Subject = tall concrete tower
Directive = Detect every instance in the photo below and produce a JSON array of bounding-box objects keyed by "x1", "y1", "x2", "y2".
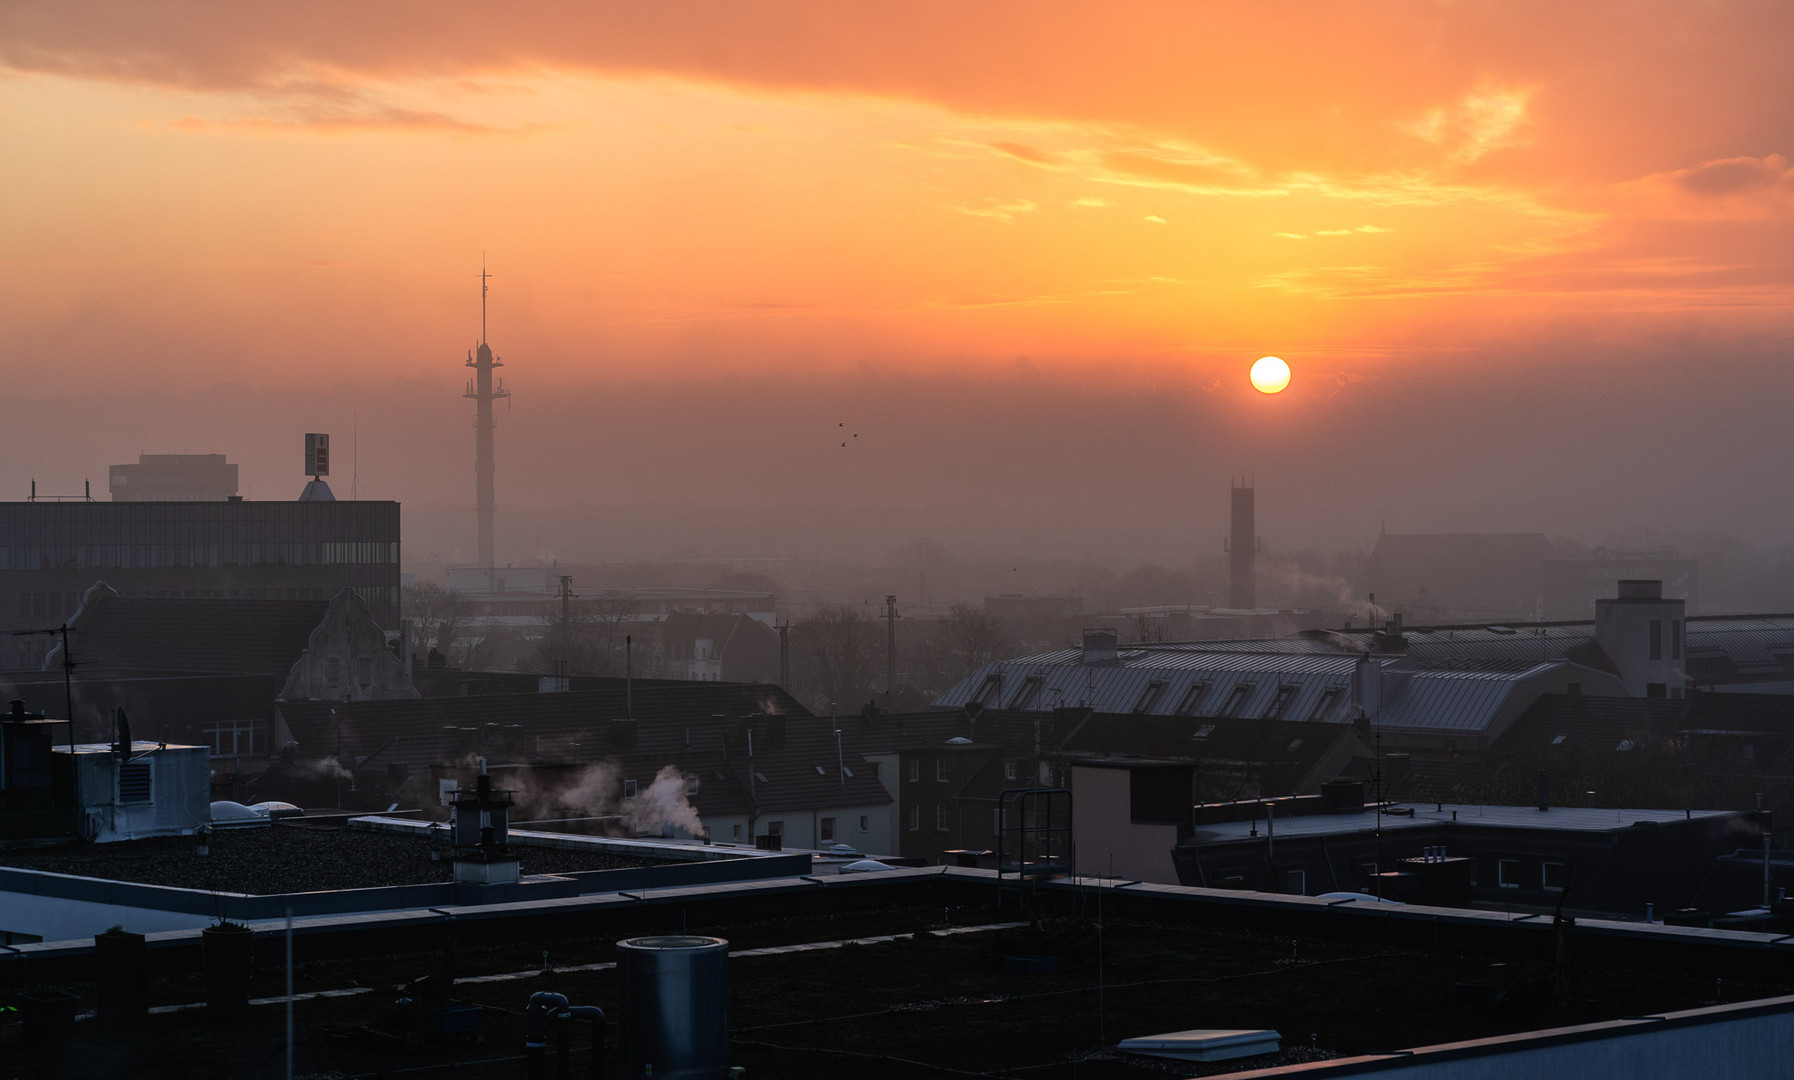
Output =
[
  {"x1": 1228, "y1": 478, "x2": 1256, "y2": 610},
  {"x1": 465, "y1": 264, "x2": 510, "y2": 569}
]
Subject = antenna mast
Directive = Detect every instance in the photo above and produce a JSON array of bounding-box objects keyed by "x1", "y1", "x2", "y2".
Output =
[{"x1": 465, "y1": 258, "x2": 510, "y2": 570}]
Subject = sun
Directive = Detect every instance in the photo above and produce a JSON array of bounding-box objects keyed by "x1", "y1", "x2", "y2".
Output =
[{"x1": 1250, "y1": 355, "x2": 1291, "y2": 394}]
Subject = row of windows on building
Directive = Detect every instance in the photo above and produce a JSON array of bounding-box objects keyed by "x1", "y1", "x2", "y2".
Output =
[
  {"x1": 905, "y1": 803, "x2": 1012, "y2": 835},
  {"x1": 906, "y1": 758, "x2": 1028, "y2": 784},
  {"x1": 974, "y1": 672, "x2": 1346, "y2": 722},
  {"x1": 14, "y1": 586, "x2": 335, "y2": 621},
  {"x1": 720, "y1": 814, "x2": 872, "y2": 843},
  {"x1": 1338, "y1": 858, "x2": 1566, "y2": 893},
  {"x1": 0, "y1": 541, "x2": 400, "y2": 571}
]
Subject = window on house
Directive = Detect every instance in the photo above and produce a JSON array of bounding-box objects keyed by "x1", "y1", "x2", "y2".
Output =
[
  {"x1": 1009, "y1": 675, "x2": 1044, "y2": 711},
  {"x1": 731, "y1": 823, "x2": 742, "y2": 839},
  {"x1": 972, "y1": 673, "x2": 1001, "y2": 705},
  {"x1": 355, "y1": 656, "x2": 373, "y2": 688},
  {"x1": 1744, "y1": 744, "x2": 1756, "y2": 761},
  {"x1": 908, "y1": 806, "x2": 920, "y2": 831},
  {"x1": 1131, "y1": 679, "x2": 1167, "y2": 714},
  {"x1": 1542, "y1": 862, "x2": 1566, "y2": 891},
  {"x1": 685, "y1": 776, "x2": 701, "y2": 794},
  {"x1": 1551, "y1": 734, "x2": 1568, "y2": 745},
  {"x1": 1220, "y1": 683, "x2": 1251, "y2": 718},
  {"x1": 324, "y1": 657, "x2": 343, "y2": 690},
  {"x1": 1497, "y1": 859, "x2": 1521, "y2": 888},
  {"x1": 767, "y1": 820, "x2": 784, "y2": 838},
  {"x1": 936, "y1": 805, "x2": 951, "y2": 831},
  {"x1": 908, "y1": 759, "x2": 920, "y2": 783},
  {"x1": 842, "y1": 765, "x2": 854, "y2": 779},
  {"x1": 859, "y1": 815, "x2": 869, "y2": 831},
  {"x1": 1649, "y1": 619, "x2": 1662, "y2": 660},
  {"x1": 1616, "y1": 739, "x2": 1635, "y2": 751},
  {"x1": 203, "y1": 720, "x2": 262, "y2": 759},
  {"x1": 117, "y1": 761, "x2": 152, "y2": 804},
  {"x1": 623, "y1": 779, "x2": 639, "y2": 798},
  {"x1": 1004, "y1": 760, "x2": 1017, "y2": 781},
  {"x1": 1192, "y1": 723, "x2": 1216, "y2": 740},
  {"x1": 1265, "y1": 684, "x2": 1297, "y2": 720},
  {"x1": 937, "y1": 760, "x2": 950, "y2": 783},
  {"x1": 1308, "y1": 687, "x2": 1343, "y2": 722},
  {"x1": 820, "y1": 817, "x2": 836, "y2": 842},
  {"x1": 1175, "y1": 682, "x2": 1210, "y2": 716}
]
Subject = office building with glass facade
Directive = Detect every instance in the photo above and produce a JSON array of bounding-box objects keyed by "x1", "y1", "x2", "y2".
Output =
[{"x1": 0, "y1": 500, "x2": 400, "y2": 669}]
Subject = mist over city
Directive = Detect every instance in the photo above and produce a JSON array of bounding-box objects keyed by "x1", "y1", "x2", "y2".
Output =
[{"x1": 6, "y1": 4, "x2": 1794, "y2": 1078}]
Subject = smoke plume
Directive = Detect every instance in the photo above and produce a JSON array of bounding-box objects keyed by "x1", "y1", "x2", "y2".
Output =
[{"x1": 509, "y1": 760, "x2": 704, "y2": 838}]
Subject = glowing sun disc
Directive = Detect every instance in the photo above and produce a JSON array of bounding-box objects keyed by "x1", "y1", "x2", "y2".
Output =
[{"x1": 1251, "y1": 355, "x2": 1291, "y2": 394}]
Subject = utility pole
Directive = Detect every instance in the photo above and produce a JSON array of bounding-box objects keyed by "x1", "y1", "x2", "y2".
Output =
[
  {"x1": 16, "y1": 624, "x2": 81, "y2": 835},
  {"x1": 777, "y1": 622, "x2": 791, "y2": 687},
  {"x1": 555, "y1": 575, "x2": 574, "y2": 683},
  {"x1": 884, "y1": 594, "x2": 899, "y2": 699}
]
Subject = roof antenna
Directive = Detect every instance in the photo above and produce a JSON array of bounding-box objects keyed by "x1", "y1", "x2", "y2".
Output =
[{"x1": 480, "y1": 253, "x2": 491, "y2": 345}]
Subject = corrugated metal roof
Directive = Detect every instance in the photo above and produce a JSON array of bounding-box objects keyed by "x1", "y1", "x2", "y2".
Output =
[
  {"x1": 934, "y1": 656, "x2": 1370, "y2": 724},
  {"x1": 934, "y1": 648, "x2": 1608, "y2": 735}
]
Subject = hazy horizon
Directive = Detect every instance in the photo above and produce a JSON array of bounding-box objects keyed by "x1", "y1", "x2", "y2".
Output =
[{"x1": 7, "y1": 2, "x2": 1794, "y2": 582}]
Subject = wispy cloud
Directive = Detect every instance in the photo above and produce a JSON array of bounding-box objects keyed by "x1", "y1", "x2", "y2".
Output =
[
  {"x1": 953, "y1": 197, "x2": 1039, "y2": 224},
  {"x1": 988, "y1": 141, "x2": 1065, "y2": 167},
  {"x1": 1402, "y1": 87, "x2": 1532, "y2": 162},
  {"x1": 1624, "y1": 154, "x2": 1794, "y2": 220}
]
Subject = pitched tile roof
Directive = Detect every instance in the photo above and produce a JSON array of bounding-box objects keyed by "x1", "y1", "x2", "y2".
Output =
[
  {"x1": 58, "y1": 585, "x2": 327, "y2": 677},
  {"x1": 276, "y1": 683, "x2": 883, "y2": 819}
]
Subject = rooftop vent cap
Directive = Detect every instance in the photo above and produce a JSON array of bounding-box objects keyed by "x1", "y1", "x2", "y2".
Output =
[{"x1": 1081, "y1": 627, "x2": 1120, "y2": 665}]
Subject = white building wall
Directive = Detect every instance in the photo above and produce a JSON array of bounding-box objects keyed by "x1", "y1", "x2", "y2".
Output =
[
  {"x1": 73, "y1": 743, "x2": 211, "y2": 843},
  {"x1": 1070, "y1": 765, "x2": 1180, "y2": 884}
]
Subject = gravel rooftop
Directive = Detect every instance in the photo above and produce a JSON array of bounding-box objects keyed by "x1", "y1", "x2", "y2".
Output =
[{"x1": 0, "y1": 823, "x2": 658, "y2": 893}]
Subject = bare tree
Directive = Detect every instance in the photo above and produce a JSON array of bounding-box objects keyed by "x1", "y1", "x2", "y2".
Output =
[
  {"x1": 942, "y1": 603, "x2": 1012, "y2": 681},
  {"x1": 793, "y1": 605, "x2": 883, "y2": 711},
  {"x1": 402, "y1": 581, "x2": 471, "y2": 660},
  {"x1": 527, "y1": 590, "x2": 647, "y2": 676}
]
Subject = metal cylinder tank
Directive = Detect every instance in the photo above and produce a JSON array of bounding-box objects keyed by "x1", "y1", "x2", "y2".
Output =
[{"x1": 616, "y1": 935, "x2": 729, "y2": 1079}]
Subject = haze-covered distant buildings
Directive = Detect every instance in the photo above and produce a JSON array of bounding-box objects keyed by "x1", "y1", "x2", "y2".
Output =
[
  {"x1": 1368, "y1": 529, "x2": 1698, "y2": 621},
  {"x1": 107, "y1": 453, "x2": 239, "y2": 502}
]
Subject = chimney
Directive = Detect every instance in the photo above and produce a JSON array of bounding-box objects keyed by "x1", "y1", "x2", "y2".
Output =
[
  {"x1": 1352, "y1": 656, "x2": 1382, "y2": 719},
  {"x1": 1228, "y1": 478, "x2": 1256, "y2": 609},
  {"x1": 1594, "y1": 579, "x2": 1685, "y2": 698},
  {"x1": 1081, "y1": 628, "x2": 1119, "y2": 665}
]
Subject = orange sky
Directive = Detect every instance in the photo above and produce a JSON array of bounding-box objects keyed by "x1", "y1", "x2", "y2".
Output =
[{"x1": 4, "y1": 3, "x2": 1794, "y2": 558}]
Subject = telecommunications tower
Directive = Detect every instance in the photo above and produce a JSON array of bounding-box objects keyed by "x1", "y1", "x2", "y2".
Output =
[{"x1": 465, "y1": 262, "x2": 510, "y2": 569}]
